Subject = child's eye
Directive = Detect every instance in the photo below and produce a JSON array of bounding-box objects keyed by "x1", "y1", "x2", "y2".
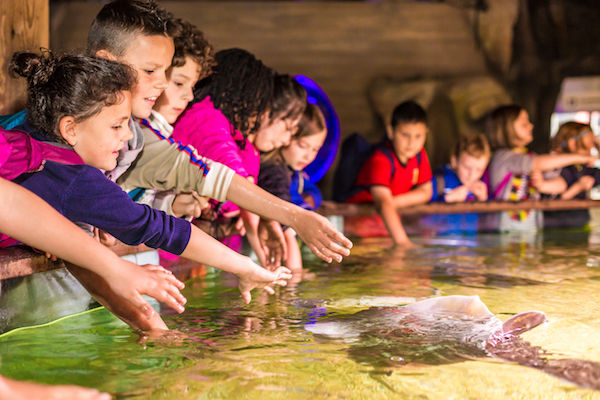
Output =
[
  {"x1": 112, "y1": 125, "x2": 122, "y2": 130},
  {"x1": 174, "y1": 81, "x2": 184, "y2": 87},
  {"x1": 144, "y1": 70, "x2": 155, "y2": 74}
]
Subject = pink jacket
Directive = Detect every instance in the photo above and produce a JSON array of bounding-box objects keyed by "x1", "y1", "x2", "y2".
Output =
[
  {"x1": 172, "y1": 97, "x2": 259, "y2": 181},
  {"x1": 172, "y1": 97, "x2": 260, "y2": 216}
]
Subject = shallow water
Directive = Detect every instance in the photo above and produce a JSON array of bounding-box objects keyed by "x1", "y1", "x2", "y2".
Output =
[{"x1": 2, "y1": 230, "x2": 600, "y2": 399}]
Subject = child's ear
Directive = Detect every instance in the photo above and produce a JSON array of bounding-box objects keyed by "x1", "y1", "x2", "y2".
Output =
[
  {"x1": 385, "y1": 124, "x2": 394, "y2": 140},
  {"x1": 568, "y1": 138, "x2": 577, "y2": 153},
  {"x1": 450, "y1": 155, "x2": 458, "y2": 169},
  {"x1": 59, "y1": 116, "x2": 78, "y2": 146},
  {"x1": 95, "y1": 49, "x2": 117, "y2": 61}
]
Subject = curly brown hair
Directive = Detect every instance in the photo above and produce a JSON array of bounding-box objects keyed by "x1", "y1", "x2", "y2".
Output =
[
  {"x1": 10, "y1": 51, "x2": 135, "y2": 143},
  {"x1": 170, "y1": 18, "x2": 216, "y2": 81}
]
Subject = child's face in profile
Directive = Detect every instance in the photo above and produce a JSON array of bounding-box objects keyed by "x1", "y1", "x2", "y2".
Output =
[
  {"x1": 281, "y1": 129, "x2": 327, "y2": 171},
  {"x1": 118, "y1": 34, "x2": 174, "y2": 119},
  {"x1": 577, "y1": 131, "x2": 596, "y2": 155},
  {"x1": 63, "y1": 91, "x2": 133, "y2": 171},
  {"x1": 252, "y1": 113, "x2": 301, "y2": 152},
  {"x1": 387, "y1": 122, "x2": 427, "y2": 163},
  {"x1": 511, "y1": 110, "x2": 534, "y2": 147},
  {"x1": 154, "y1": 57, "x2": 201, "y2": 124},
  {"x1": 452, "y1": 152, "x2": 489, "y2": 186}
]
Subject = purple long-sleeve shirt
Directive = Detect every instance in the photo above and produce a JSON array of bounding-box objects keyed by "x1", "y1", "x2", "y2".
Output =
[{"x1": 13, "y1": 161, "x2": 191, "y2": 253}]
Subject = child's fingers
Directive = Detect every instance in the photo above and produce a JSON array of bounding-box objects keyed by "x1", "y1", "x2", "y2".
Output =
[
  {"x1": 241, "y1": 290, "x2": 251, "y2": 304},
  {"x1": 129, "y1": 292, "x2": 155, "y2": 319},
  {"x1": 309, "y1": 244, "x2": 333, "y2": 263},
  {"x1": 263, "y1": 285, "x2": 275, "y2": 295}
]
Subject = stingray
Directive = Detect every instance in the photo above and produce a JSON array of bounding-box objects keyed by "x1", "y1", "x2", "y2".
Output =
[{"x1": 305, "y1": 295, "x2": 600, "y2": 390}]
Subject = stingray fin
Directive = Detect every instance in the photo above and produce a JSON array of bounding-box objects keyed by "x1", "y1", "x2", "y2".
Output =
[{"x1": 500, "y1": 311, "x2": 546, "y2": 336}]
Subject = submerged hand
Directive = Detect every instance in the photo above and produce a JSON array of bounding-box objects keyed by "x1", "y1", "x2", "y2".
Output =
[{"x1": 291, "y1": 209, "x2": 352, "y2": 263}]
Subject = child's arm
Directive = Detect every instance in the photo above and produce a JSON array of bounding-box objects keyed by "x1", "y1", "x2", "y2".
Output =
[
  {"x1": 371, "y1": 185, "x2": 413, "y2": 246},
  {"x1": 180, "y1": 225, "x2": 292, "y2": 303},
  {"x1": 532, "y1": 153, "x2": 595, "y2": 172},
  {"x1": 227, "y1": 174, "x2": 352, "y2": 262},
  {"x1": 392, "y1": 182, "x2": 433, "y2": 209},
  {"x1": 561, "y1": 175, "x2": 595, "y2": 200},
  {"x1": 120, "y1": 134, "x2": 351, "y2": 263},
  {"x1": 0, "y1": 178, "x2": 186, "y2": 319},
  {"x1": 530, "y1": 170, "x2": 568, "y2": 195}
]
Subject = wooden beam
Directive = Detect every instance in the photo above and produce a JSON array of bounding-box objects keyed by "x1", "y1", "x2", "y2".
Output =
[
  {"x1": 0, "y1": 0, "x2": 49, "y2": 114},
  {"x1": 318, "y1": 199, "x2": 600, "y2": 217}
]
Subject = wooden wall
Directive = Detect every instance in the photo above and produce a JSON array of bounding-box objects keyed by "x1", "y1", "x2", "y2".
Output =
[
  {"x1": 0, "y1": 0, "x2": 49, "y2": 114},
  {"x1": 50, "y1": 1, "x2": 488, "y2": 138}
]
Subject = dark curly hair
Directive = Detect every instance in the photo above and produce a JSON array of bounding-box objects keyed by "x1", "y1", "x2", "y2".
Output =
[
  {"x1": 170, "y1": 18, "x2": 215, "y2": 81},
  {"x1": 10, "y1": 51, "x2": 136, "y2": 143},
  {"x1": 87, "y1": 0, "x2": 175, "y2": 57},
  {"x1": 270, "y1": 74, "x2": 307, "y2": 123},
  {"x1": 192, "y1": 48, "x2": 274, "y2": 138}
]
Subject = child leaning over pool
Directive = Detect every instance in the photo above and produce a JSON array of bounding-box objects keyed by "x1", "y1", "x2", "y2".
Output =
[
  {"x1": 114, "y1": 18, "x2": 348, "y2": 266},
  {"x1": 8, "y1": 51, "x2": 291, "y2": 332},
  {"x1": 346, "y1": 101, "x2": 433, "y2": 247},
  {"x1": 486, "y1": 104, "x2": 595, "y2": 231},
  {"x1": 258, "y1": 103, "x2": 328, "y2": 272},
  {"x1": 543, "y1": 121, "x2": 600, "y2": 228}
]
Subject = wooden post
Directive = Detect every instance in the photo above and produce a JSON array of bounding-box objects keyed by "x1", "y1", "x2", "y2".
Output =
[{"x1": 0, "y1": 0, "x2": 49, "y2": 115}]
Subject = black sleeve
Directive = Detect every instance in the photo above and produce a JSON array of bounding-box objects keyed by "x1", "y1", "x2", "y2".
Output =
[{"x1": 257, "y1": 161, "x2": 292, "y2": 202}]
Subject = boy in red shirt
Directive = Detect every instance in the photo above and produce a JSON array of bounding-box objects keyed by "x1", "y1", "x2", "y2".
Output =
[{"x1": 347, "y1": 101, "x2": 432, "y2": 247}]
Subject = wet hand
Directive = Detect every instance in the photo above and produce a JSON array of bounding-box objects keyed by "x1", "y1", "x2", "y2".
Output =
[
  {"x1": 237, "y1": 263, "x2": 292, "y2": 304},
  {"x1": 291, "y1": 209, "x2": 352, "y2": 263},
  {"x1": 109, "y1": 262, "x2": 187, "y2": 317}
]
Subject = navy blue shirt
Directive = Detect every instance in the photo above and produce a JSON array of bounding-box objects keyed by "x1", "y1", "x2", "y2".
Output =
[{"x1": 17, "y1": 161, "x2": 191, "y2": 254}]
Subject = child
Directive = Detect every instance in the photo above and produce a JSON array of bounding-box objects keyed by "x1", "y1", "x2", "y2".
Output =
[
  {"x1": 114, "y1": 20, "x2": 348, "y2": 265},
  {"x1": 486, "y1": 105, "x2": 595, "y2": 231},
  {"x1": 346, "y1": 101, "x2": 433, "y2": 247},
  {"x1": 281, "y1": 103, "x2": 326, "y2": 211},
  {"x1": 170, "y1": 52, "x2": 302, "y2": 253},
  {"x1": 0, "y1": 130, "x2": 186, "y2": 317},
  {"x1": 258, "y1": 103, "x2": 327, "y2": 271},
  {"x1": 544, "y1": 121, "x2": 600, "y2": 228},
  {"x1": 431, "y1": 134, "x2": 490, "y2": 203},
  {"x1": 428, "y1": 134, "x2": 490, "y2": 234},
  {"x1": 9, "y1": 51, "x2": 291, "y2": 333}
]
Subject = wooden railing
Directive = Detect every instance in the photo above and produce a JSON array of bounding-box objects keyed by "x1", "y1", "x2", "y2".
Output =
[{"x1": 317, "y1": 199, "x2": 600, "y2": 217}]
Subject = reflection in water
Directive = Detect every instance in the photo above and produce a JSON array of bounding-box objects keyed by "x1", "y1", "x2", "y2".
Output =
[{"x1": 2, "y1": 233, "x2": 600, "y2": 398}]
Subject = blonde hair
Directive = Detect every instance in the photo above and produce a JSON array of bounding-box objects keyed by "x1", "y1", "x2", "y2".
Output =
[
  {"x1": 551, "y1": 121, "x2": 593, "y2": 153},
  {"x1": 453, "y1": 133, "x2": 491, "y2": 160}
]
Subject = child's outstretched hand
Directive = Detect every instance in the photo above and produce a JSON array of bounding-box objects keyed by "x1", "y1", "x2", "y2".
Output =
[
  {"x1": 106, "y1": 261, "x2": 187, "y2": 317},
  {"x1": 236, "y1": 262, "x2": 292, "y2": 304},
  {"x1": 291, "y1": 209, "x2": 352, "y2": 263}
]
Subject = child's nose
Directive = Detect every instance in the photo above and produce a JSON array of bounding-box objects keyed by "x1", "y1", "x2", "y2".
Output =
[
  {"x1": 123, "y1": 125, "x2": 134, "y2": 142},
  {"x1": 183, "y1": 87, "x2": 193, "y2": 102},
  {"x1": 156, "y1": 71, "x2": 169, "y2": 91}
]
